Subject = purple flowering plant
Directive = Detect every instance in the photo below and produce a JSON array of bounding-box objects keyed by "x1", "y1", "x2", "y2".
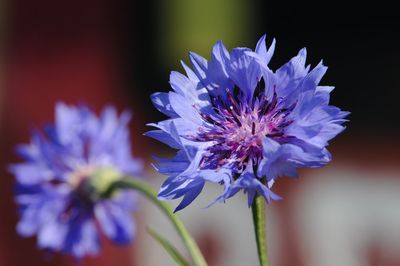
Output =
[
  {"x1": 7, "y1": 34, "x2": 349, "y2": 266},
  {"x1": 10, "y1": 103, "x2": 142, "y2": 258},
  {"x1": 148, "y1": 35, "x2": 349, "y2": 211},
  {"x1": 148, "y1": 35, "x2": 348, "y2": 265},
  {"x1": 10, "y1": 103, "x2": 206, "y2": 266}
]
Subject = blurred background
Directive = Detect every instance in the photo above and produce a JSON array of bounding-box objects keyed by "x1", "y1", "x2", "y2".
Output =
[{"x1": 1, "y1": 0, "x2": 399, "y2": 265}]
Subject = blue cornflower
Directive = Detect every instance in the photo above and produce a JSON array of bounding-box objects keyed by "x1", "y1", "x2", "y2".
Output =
[
  {"x1": 147, "y1": 35, "x2": 349, "y2": 211},
  {"x1": 10, "y1": 103, "x2": 142, "y2": 258}
]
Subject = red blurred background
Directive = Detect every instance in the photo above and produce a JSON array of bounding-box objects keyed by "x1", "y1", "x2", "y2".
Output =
[{"x1": 0, "y1": 0, "x2": 146, "y2": 265}]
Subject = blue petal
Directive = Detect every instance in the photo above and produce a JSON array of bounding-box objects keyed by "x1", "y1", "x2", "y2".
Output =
[
  {"x1": 198, "y1": 167, "x2": 232, "y2": 183},
  {"x1": 158, "y1": 176, "x2": 204, "y2": 201},
  {"x1": 98, "y1": 106, "x2": 121, "y2": 139},
  {"x1": 174, "y1": 180, "x2": 205, "y2": 212},
  {"x1": 189, "y1": 51, "x2": 208, "y2": 81},
  {"x1": 285, "y1": 88, "x2": 350, "y2": 148},
  {"x1": 153, "y1": 150, "x2": 190, "y2": 175},
  {"x1": 246, "y1": 51, "x2": 277, "y2": 99},
  {"x1": 16, "y1": 184, "x2": 67, "y2": 237},
  {"x1": 274, "y1": 48, "x2": 310, "y2": 100},
  {"x1": 95, "y1": 202, "x2": 134, "y2": 244},
  {"x1": 255, "y1": 35, "x2": 276, "y2": 65},
  {"x1": 147, "y1": 120, "x2": 182, "y2": 148},
  {"x1": 148, "y1": 118, "x2": 202, "y2": 153},
  {"x1": 276, "y1": 48, "x2": 308, "y2": 80},
  {"x1": 204, "y1": 41, "x2": 233, "y2": 97},
  {"x1": 10, "y1": 163, "x2": 52, "y2": 185},
  {"x1": 63, "y1": 218, "x2": 100, "y2": 258},
  {"x1": 15, "y1": 143, "x2": 39, "y2": 161},
  {"x1": 181, "y1": 60, "x2": 199, "y2": 82},
  {"x1": 55, "y1": 102, "x2": 93, "y2": 147},
  {"x1": 145, "y1": 129, "x2": 182, "y2": 149},
  {"x1": 169, "y1": 71, "x2": 214, "y2": 115},
  {"x1": 225, "y1": 48, "x2": 261, "y2": 100},
  {"x1": 298, "y1": 61, "x2": 328, "y2": 93},
  {"x1": 314, "y1": 86, "x2": 335, "y2": 105},
  {"x1": 211, "y1": 164, "x2": 281, "y2": 207},
  {"x1": 169, "y1": 92, "x2": 203, "y2": 125},
  {"x1": 258, "y1": 138, "x2": 330, "y2": 180},
  {"x1": 37, "y1": 218, "x2": 68, "y2": 251},
  {"x1": 151, "y1": 92, "x2": 179, "y2": 118}
]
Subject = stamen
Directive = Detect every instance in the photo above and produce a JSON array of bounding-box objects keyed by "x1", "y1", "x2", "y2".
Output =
[{"x1": 190, "y1": 79, "x2": 293, "y2": 173}]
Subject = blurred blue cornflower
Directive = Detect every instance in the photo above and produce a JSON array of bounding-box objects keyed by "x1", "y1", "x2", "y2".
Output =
[
  {"x1": 147, "y1": 35, "x2": 349, "y2": 211},
  {"x1": 10, "y1": 103, "x2": 142, "y2": 258}
]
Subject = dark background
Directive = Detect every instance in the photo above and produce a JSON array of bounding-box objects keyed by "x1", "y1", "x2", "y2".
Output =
[{"x1": 126, "y1": 0, "x2": 400, "y2": 132}]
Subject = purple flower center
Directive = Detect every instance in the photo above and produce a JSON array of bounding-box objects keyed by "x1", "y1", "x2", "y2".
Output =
[
  {"x1": 189, "y1": 79, "x2": 295, "y2": 173},
  {"x1": 61, "y1": 166, "x2": 121, "y2": 220}
]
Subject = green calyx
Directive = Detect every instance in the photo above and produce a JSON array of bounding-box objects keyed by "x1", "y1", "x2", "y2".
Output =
[{"x1": 82, "y1": 167, "x2": 122, "y2": 200}]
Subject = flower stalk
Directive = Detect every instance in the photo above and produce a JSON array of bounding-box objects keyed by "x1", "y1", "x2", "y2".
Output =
[
  {"x1": 252, "y1": 194, "x2": 269, "y2": 266},
  {"x1": 105, "y1": 177, "x2": 207, "y2": 266}
]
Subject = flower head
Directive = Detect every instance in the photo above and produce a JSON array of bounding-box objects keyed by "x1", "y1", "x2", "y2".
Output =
[
  {"x1": 148, "y1": 35, "x2": 349, "y2": 212},
  {"x1": 10, "y1": 103, "x2": 142, "y2": 258}
]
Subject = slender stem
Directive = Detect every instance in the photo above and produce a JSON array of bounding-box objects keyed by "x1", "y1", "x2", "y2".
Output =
[
  {"x1": 106, "y1": 178, "x2": 207, "y2": 266},
  {"x1": 252, "y1": 194, "x2": 269, "y2": 266}
]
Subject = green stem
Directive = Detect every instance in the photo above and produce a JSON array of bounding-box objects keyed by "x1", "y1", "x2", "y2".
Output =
[
  {"x1": 106, "y1": 178, "x2": 207, "y2": 266},
  {"x1": 252, "y1": 194, "x2": 269, "y2": 266}
]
